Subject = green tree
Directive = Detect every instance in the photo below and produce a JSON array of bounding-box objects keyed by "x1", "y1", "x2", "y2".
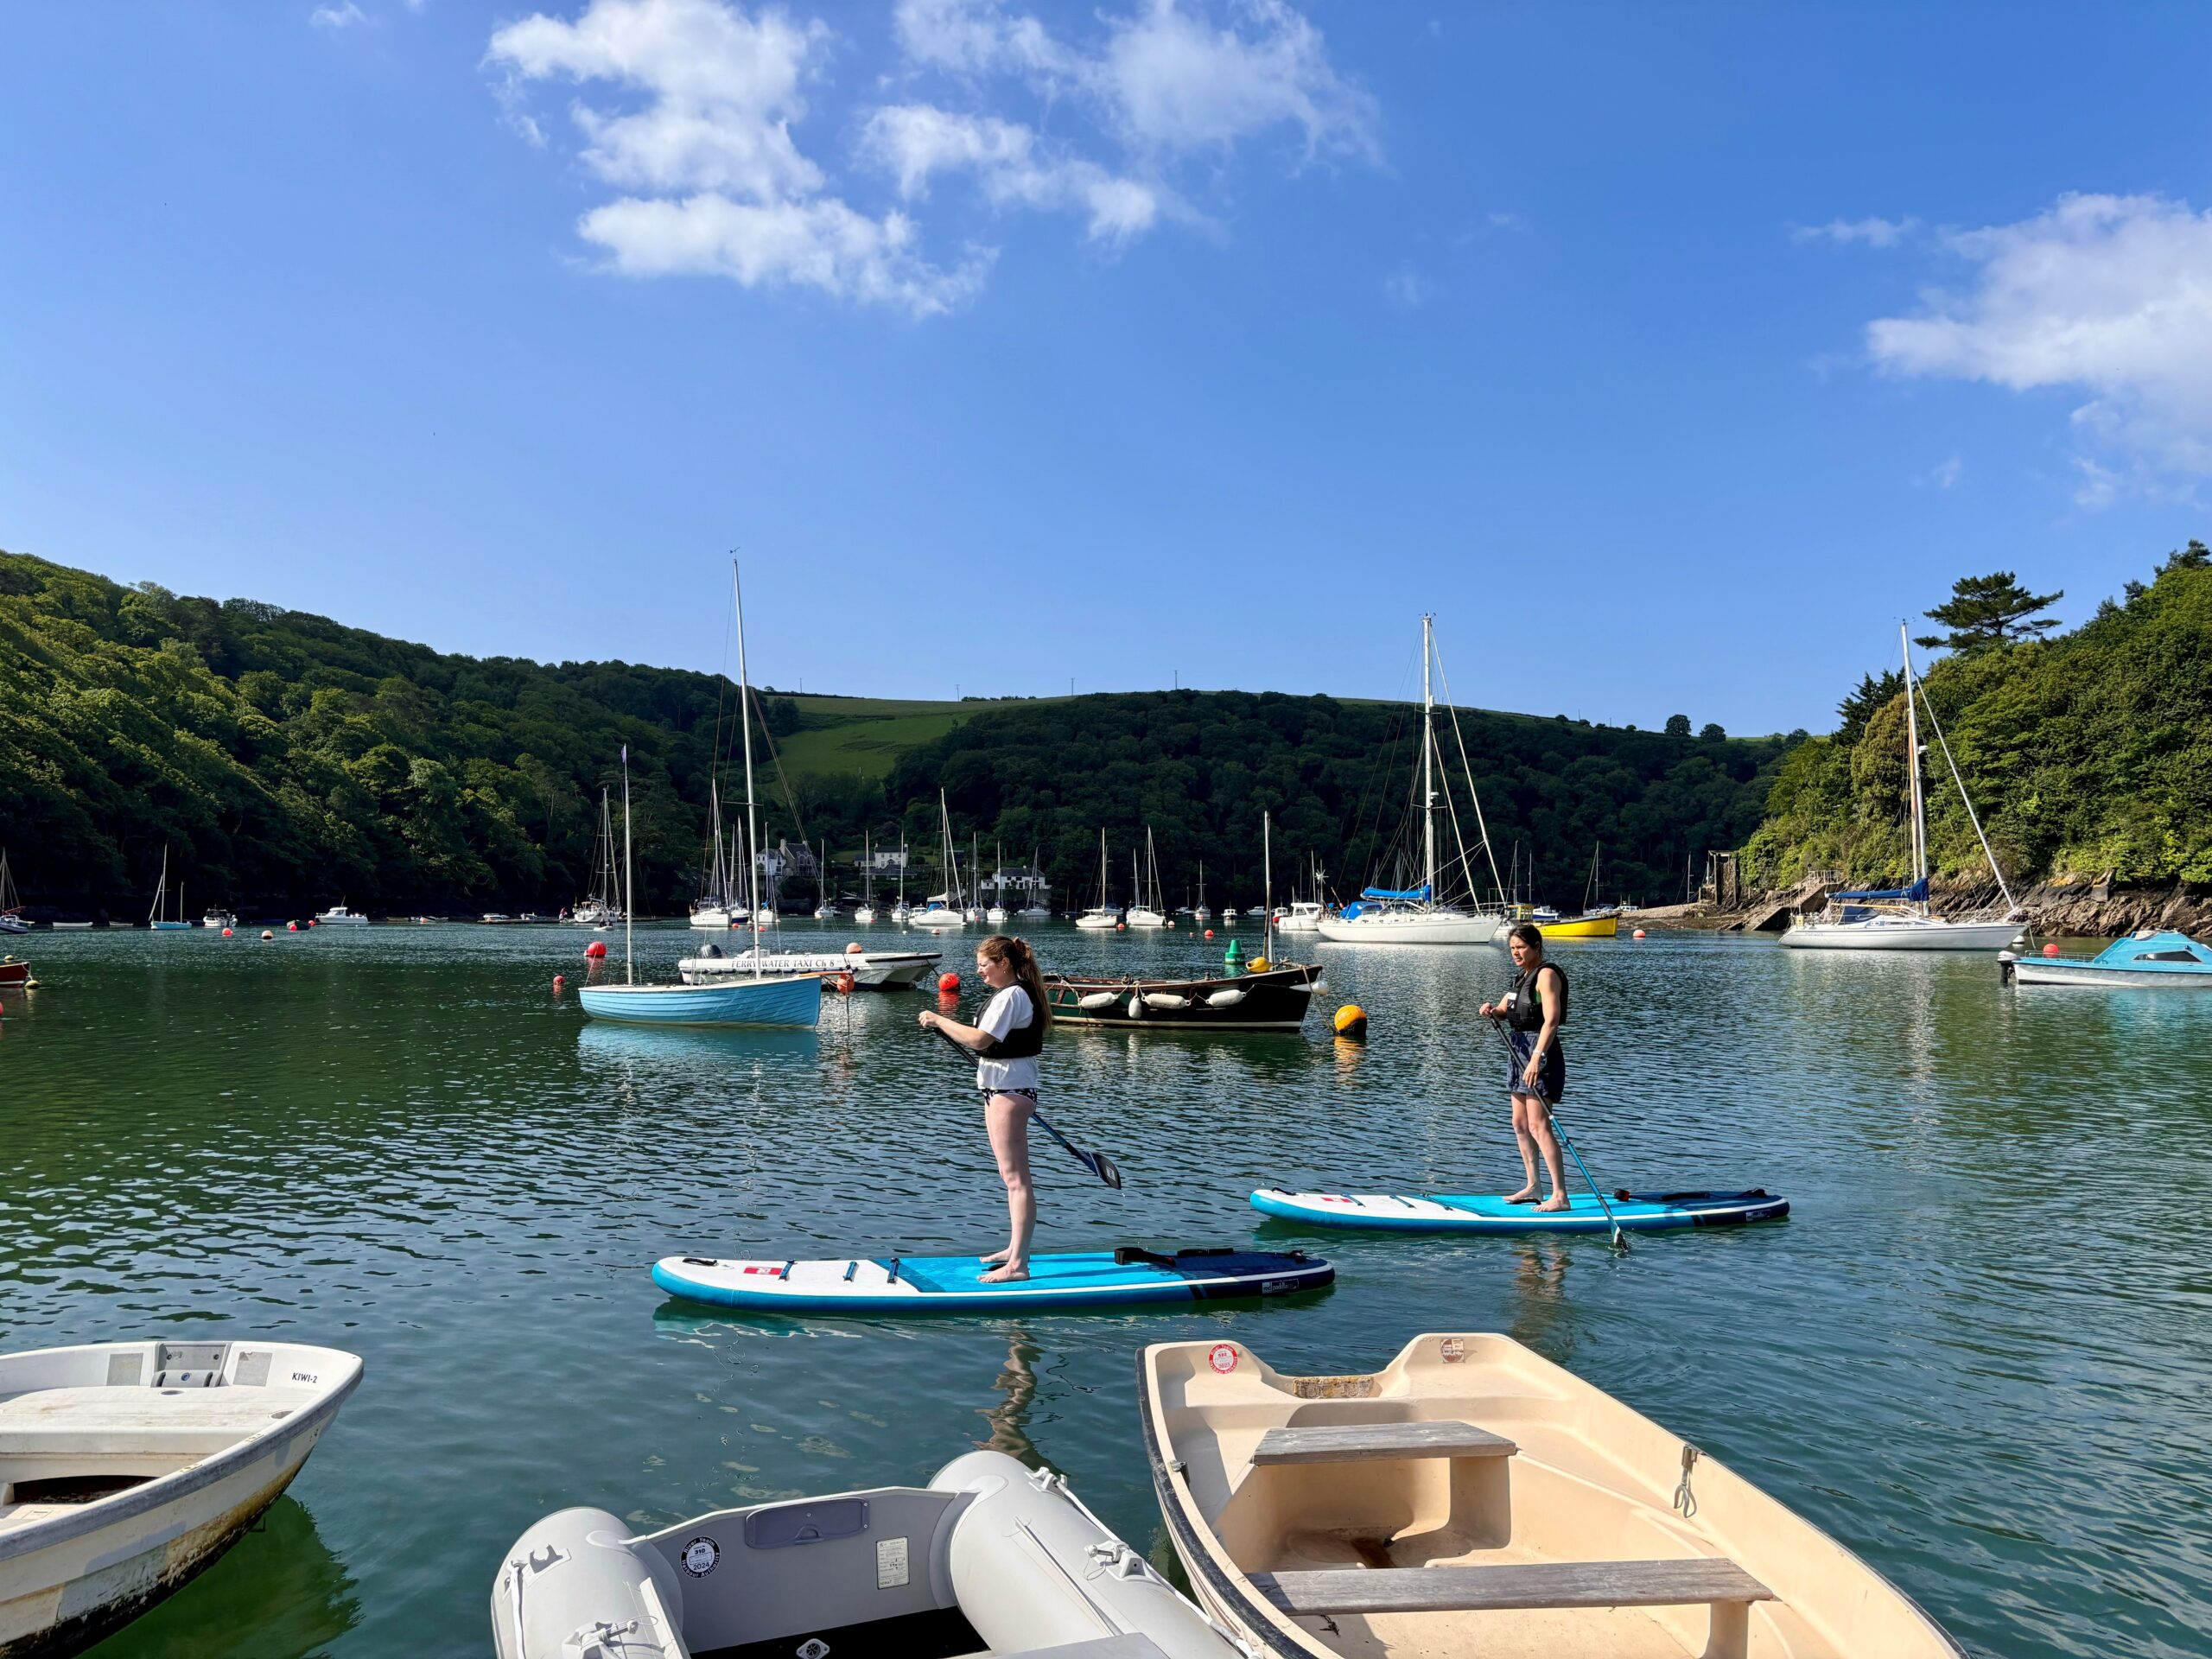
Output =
[
  {"x1": 1663, "y1": 714, "x2": 1692, "y2": 738},
  {"x1": 1915, "y1": 571, "x2": 2064, "y2": 652},
  {"x1": 1835, "y1": 670, "x2": 1902, "y2": 742}
]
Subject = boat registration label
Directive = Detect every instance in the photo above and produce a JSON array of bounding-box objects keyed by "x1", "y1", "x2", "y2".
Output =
[
  {"x1": 682, "y1": 1536, "x2": 720, "y2": 1577},
  {"x1": 1209, "y1": 1343, "x2": 1239, "y2": 1375},
  {"x1": 877, "y1": 1535, "x2": 909, "y2": 1588}
]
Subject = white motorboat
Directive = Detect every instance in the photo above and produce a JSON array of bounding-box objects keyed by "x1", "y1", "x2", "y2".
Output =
[
  {"x1": 312, "y1": 902, "x2": 368, "y2": 926},
  {"x1": 1318, "y1": 617, "x2": 1508, "y2": 947},
  {"x1": 1783, "y1": 624, "x2": 2025, "y2": 952},
  {"x1": 2002, "y1": 929, "x2": 2212, "y2": 987},
  {"x1": 1276, "y1": 899, "x2": 1325, "y2": 933},
  {"x1": 681, "y1": 944, "x2": 942, "y2": 990},
  {"x1": 0, "y1": 1338, "x2": 360, "y2": 1659},
  {"x1": 495, "y1": 1448, "x2": 1236, "y2": 1659},
  {"x1": 200, "y1": 909, "x2": 237, "y2": 931}
]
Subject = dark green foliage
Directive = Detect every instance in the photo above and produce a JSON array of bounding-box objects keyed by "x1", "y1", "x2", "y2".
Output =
[
  {"x1": 2, "y1": 550, "x2": 1789, "y2": 915},
  {"x1": 1699, "y1": 722, "x2": 1726, "y2": 742},
  {"x1": 894, "y1": 691, "x2": 1789, "y2": 910},
  {"x1": 1663, "y1": 714, "x2": 1692, "y2": 737},
  {"x1": 1914, "y1": 570, "x2": 2064, "y2": 652},
  {"x1": 1747, "y1": 550, "x2": 2212, "y2": 887}
]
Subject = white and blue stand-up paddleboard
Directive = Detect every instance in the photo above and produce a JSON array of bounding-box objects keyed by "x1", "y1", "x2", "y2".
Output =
[
  {"x1": 1250, "y1": 1186, "x2": 1789, "y2": 1235},
  {"x1": 652, "y1": 1246, "x2": 1333, "y2": 1314}
]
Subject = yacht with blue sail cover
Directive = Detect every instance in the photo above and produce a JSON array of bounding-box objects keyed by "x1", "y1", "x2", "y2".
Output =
[
  {"x1": 1317, "y1": 616, "x2": 1508, "y2": 946},
  {"x1": 2002, "y1": 929, "x2": 2212, "y2": 987},
  {"x1": 1782, "y1": 624, "x2": 2025, "y2": 951}
]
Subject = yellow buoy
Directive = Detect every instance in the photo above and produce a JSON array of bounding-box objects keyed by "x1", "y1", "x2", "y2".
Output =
[
  {"x1": 1248, "y1": 956, "x2": 1270, "y2": 973},
  {"x1": 1332, "y1": 1002, "x2": 1369, "y2": 1039}
]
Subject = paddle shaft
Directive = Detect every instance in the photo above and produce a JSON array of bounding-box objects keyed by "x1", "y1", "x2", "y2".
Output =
[
  {"x1": 1486, "y1": 1014, "x2": 1627, "y2": 1251},
  {"x1": 930, "y1": 1025, "x2": 1122, "y2": 1189}
]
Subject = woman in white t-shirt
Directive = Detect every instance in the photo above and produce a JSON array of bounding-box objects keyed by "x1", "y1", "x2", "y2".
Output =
[{"x1": 918, "y1": 934, "x2": 1052, "y2": 1282}]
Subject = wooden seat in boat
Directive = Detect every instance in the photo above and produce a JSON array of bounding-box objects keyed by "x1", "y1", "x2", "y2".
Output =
[
  {"x1": 1249, "y1": 1421, "x2": 1516, "y2": 1465},
  {"x1": 1250, "y1": 1558, "x2": 1774, "y2": 1616}
]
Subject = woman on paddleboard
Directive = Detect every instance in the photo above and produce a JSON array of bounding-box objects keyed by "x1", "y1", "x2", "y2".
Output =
[
  {"x1": 1479, "y1": 923, "x2": 1571, "y2": 1212},
  {"x1": 918, "y1": 934, "x2": 1052, "y2": 1282}
]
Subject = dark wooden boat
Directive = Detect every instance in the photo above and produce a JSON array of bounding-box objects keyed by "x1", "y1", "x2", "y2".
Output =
[{"x1": 1045, "y1": 962, "x2": 1321, "y2": 1032}]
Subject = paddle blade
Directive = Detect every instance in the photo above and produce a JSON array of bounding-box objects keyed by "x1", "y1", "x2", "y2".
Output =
[{"x1": 1089, "y1": 1149, "x2": 1125, "y2": 1191}]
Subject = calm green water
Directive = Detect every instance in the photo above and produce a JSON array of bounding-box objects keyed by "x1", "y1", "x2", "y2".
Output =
[{"x1": 3, "y1": 921, "x2": 2207, "y2": 1659}]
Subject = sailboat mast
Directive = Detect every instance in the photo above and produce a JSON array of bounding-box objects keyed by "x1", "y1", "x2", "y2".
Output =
[
  {"x1": 1899, "y1": 620, "x2": 1928, "y2": 895},
  {"x1": 1263, "y1": 811, "x2": 1273, "y2": 962},
  {"x1": 733, "y1": 559, "x2": 765, "y2": 972},
  {"x1": 621, "y1": 748, "x2": 634, "y2": 982},
  {"x1": 1421, "y1": 614, "x2": 1437, "y2": 897}
]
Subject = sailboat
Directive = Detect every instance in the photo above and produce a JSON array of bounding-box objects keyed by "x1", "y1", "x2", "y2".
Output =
[
  {"x1": 690, "y1": 782, "x2": 740, "y2": 931},
  {"x1": 0, "y1": 850, "x2": 29, "y2": 935},
  {"x1": 1019, "y1": 845, "x2": 1051, "y2": 918},
  {"x1": 854, "y1": 830, "x2": 878, "y2": 925},
  {"x1": 910, "y1": 793, "x2": 969, "y2": 930},
  {"x1": 963, "y1": 833, "x2": 985, "y2": 923},
  {"x1": 891, "y1": 835, "x2": 912, "y2": 923},
  {"x1": 1782, "y1": 623, "x2": 2025, "y2": 951},
  {"x1": 812, "y1": 842, "x2": 839, "y2": 919},
  {"x1": 578, "y1": 562, "x2": 822, "y2": 1027},
  {"x1": 1192, "y1": 861, "x2": 1211, "y2": 924},
  {"x1": 149, "y1": 848, "x2": 192, "y2": 930},
  {"x1": 1527, "y1": 842, "x2": 1623, "y2": 938},
  {"x1": 573, "y1": 789, "x2": 623, "y2": 927},
  {"x1": 1126, "y1": 831, "x2": 1168, "y2": 928},
  {"x1": 1075, "y1": 829, "x2": 1121, "y2": 930},
  {"x1": 1319, "y1": 615, "x2": 1507, "y2": 944},
  {"x1": 985, "y1": 840, "x2": 1009, "y2": 925}
]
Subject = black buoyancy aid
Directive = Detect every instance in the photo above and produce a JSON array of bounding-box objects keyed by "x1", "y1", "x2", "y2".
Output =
[
  {"x1": 978, "y1": 988, "x2": 1046, "y2": 1059},
  {"x1": 1504, "y1": 962, "x2": 1568, "y2": 1032}
]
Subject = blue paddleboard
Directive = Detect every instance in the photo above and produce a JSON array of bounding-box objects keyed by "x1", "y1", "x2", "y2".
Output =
[
  {"x1": 653, "y1": 1246, "x2": 1333, "y2": 1314},
  {"x1": 1250, "y1": 1186, "x2": 1788, "y2": 1235}
]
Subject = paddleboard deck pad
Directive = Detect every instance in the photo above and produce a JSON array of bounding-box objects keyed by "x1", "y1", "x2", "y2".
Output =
[
  {"x1": 654, "y1": 1246, "x2": 1333, "y2": 1313},
  {"x1": 1251, "y1": 1186, "x2": 1788, "y2": 1234}
]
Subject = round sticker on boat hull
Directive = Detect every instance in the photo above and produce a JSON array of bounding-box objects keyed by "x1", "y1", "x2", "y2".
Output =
[
  {"x1": 1208, "y1": 1343, "x2": 1238, "y2": 1374},
  {"x1": 682, "y1": 1535, "x2": 720, "y2": 1576}
]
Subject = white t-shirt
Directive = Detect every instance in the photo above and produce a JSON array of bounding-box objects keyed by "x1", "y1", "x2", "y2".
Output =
[{"x1": 975, "y1": 983, "x2": 1039, "y2": 1095}]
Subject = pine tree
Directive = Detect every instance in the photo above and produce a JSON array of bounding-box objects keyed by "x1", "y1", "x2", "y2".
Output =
[
  {"x1": 1835, "y1": 670, "x2": 1902, "y2": 742},
  {"x1": 1915, "y1": 572, "x2": 2063, "y2": 652}
]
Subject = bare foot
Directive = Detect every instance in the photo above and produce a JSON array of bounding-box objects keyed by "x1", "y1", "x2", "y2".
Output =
[
  {"x1": 1537, "y1": 1194, "x2": 1571, "y2": 1212},
  {"x1": 978, "y1": 1263, "x2": 1030, "y2": 1283},
  {"x1": 978, "y1": 1249, "x2": 1012, "y2": 1265},
  {"x1": 1503, "y1": 1185, "x2": 1539, "y2": 1204}
]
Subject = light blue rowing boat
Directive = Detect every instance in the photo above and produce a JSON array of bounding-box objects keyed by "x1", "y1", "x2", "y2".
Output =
[{"x1": 578, "y1": 973, "x2": 822, "y2": 1027}]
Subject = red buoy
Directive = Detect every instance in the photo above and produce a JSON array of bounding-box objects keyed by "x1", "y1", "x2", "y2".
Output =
[
  {"x1": 1116, "y1": 922, "x2": 1125, "y2": 931},
  {"x1": 221, "y1": 927, "x2": 233, "y2": 938},
  {"x1": 287, "y1": 921, "x2": 298, "y2": 931},
  {"x1": 2043, "y1": 942, "x2": 2062, "y2": 957},
  {"x1": 938, "y1": 970, "x2": 961, "y2": 992},
  {"x1": 585, "y1": 939, "x2": 607, "y2": 959},
  {"x1": 1204, "y1": 928, "x2": 1215, "y2": 939},
  {"x1": 307, "y1": 918, "x2": 316, "y2": 927},
  {"x1": 1632, "y1": 928, "x2": 1647, "y2": 939},
  {"x1": 553, "y1": 974, "x2": 566, "y2": 990}
]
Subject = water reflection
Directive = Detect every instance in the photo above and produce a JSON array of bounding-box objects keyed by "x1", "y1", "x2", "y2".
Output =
[
  {"x1": 974, "y1": 1328, "x2": 1043, "y2": 1463},
  {"x1": 88, "y1": 1497, "x2": 359, "y2": 1659}
]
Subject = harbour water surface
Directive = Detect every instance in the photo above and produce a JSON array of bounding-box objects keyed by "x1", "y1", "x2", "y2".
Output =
[{"x1": 3, "y1": 921, "x2": 2206, "y2": 1659}]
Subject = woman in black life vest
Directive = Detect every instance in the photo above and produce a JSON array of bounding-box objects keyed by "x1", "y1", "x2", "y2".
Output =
[
  {"x1": 1478, "y1": 923, "x2": 1570, "y2": 1211},
  {"x1": 918, "y1": 935, "x2": 1052, "y2": 1282}
]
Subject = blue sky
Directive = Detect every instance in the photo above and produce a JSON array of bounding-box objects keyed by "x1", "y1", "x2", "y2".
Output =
[{"x1": 4, "y1": 2, "x2": 2210, "y2": 734}]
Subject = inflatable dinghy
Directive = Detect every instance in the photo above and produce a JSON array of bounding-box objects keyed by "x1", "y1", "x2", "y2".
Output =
[
  {"x1": 653, "y1": 1246, "x2": 1332, "y2": 1313},
  {"x1": 493, "y1": 1448, "x2": 1240, "y2": 1659},
  {"x1": 1251, "y1": 1186, "x2": 1788, "y2": 1234}
]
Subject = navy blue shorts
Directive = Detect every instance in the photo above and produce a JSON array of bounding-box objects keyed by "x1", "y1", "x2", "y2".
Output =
[{"x1": 1507, "y1": 1031, "x2": 1564, "y2": 1103}]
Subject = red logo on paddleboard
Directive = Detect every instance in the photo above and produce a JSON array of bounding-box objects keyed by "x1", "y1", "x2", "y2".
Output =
[{"x1": 1208, "y1": 1343, "x2": 1238, "y2": 1375}]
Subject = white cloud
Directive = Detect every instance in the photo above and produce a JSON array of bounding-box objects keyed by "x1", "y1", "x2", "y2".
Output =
[
  {"x1": 312, "y1": 2, "x2": 369, "y2": 29},
  {"x1": 1793, "y1": 215, "x2": 1916, "y2": 247},
  {"x1": 861, "y1": 105, "x2": 1163, "y2": 243},
  {"x1": 488, "y1": 0, "x2": 973, "y2": 315},
  {"x1": 1382, "y1": 264, "x2": 1432, "y2": 308},
  {"x1": 1866, "y1": 193, "x2": 2212, "y2": 489},
  {"x1": 893, "y1": 0, "x2": 1076, "y2": 81},
  {"x1": 1921, "y1": 453, "x2": 1964, "y2": 490}
]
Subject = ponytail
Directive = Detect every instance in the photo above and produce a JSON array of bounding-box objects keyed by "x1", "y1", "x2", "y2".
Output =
[{"x1": 981, "y1": 933, "x2": 1052, "y2": 1028}]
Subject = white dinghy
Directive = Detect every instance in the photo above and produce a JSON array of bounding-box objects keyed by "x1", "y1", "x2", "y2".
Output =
[
  {"x1": 1140, "y1": 1332, "x2": 1963, "y2": 1659},
  {"x1": 0, "y1": 1338, "x2": 361, "y2": 1659},
  {"x1": 493, "y1": 1448, "x2": 1237, "y2": 1659}
]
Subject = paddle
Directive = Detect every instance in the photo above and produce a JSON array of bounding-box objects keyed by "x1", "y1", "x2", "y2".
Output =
[
  {"x1": 1485, "y1": 1014, "x2": 1628, "y2": 1253},
  {"x1": 930, "y1": 1026, "x2": 1125, "y2": 1190}
]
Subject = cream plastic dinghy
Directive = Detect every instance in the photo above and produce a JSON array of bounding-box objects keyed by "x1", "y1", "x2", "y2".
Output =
[
  {"x1": 493, "y1": 1448, "x2": 1238, "y2": 1659},
  {"x1": 1138, "y1": 1332, "x2": 1962, "y2": 1659},
  {"x1": 0, "y1": 1338, "x2": 361, "y2": 1659}
]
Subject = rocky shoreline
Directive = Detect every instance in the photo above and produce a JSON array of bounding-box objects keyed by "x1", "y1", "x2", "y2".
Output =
[{"x1": 1647, "y1": 879, "x2": 2212, "y2": 939}]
